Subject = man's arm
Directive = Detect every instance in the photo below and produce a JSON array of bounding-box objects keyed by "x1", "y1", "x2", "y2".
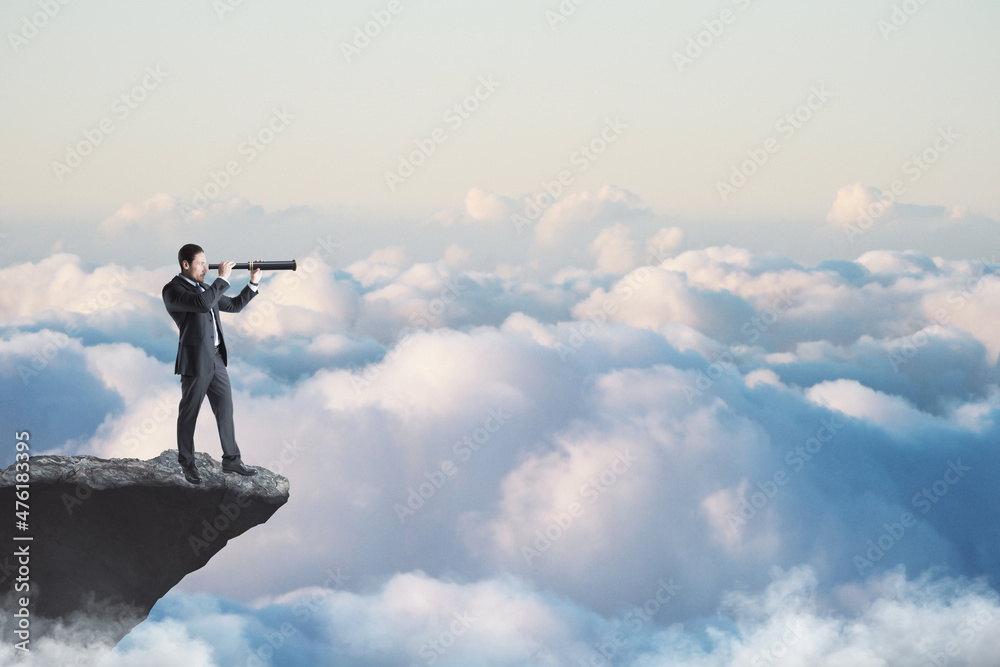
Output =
[
  {"x1": 162, "y1": 278, "x2": 229, "y2": 313},
  {"x1": 218, "y1": 281, "x2": 258, "y2": 313}
]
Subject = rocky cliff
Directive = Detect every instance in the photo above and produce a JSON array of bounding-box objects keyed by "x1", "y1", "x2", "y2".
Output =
[{"x1": 0, "y1": 450, "x2": 289, "y2": 651}]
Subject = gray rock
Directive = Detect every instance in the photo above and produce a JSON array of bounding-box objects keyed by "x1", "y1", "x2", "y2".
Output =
[{"x1": 0, "y1": 449, "x2": 289, "y2": 649}]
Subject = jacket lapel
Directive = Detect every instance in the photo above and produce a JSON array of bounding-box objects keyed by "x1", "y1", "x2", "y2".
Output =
[{"x1": 176, "y1": 276, "x2": 220, "y2": 341}]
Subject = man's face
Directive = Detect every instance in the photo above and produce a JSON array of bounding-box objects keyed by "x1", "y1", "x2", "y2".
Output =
[{"x1": 182, "y1": 252, "x2": 208, "y2": 283}]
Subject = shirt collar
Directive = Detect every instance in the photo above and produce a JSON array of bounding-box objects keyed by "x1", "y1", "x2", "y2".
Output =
[{"x1": 178, "y1": 273, "x2": 202, "y2": 289}]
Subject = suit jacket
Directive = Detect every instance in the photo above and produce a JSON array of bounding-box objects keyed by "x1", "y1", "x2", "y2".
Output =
[{"x1": 162, "y1": 275, "x2": 258, "y2": 376}]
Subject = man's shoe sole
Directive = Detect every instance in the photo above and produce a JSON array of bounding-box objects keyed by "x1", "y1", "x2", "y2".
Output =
[{"x1": 223, "y1": 467, "x2": 257, "y2": 476}]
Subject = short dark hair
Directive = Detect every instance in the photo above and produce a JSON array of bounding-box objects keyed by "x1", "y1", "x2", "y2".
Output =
[{"x1": 178, "y1": 244, "x2": 204, "y2": 269}]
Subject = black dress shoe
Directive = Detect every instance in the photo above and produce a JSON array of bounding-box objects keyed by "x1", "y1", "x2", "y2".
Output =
[
  {"x1": 222, "y1": 461, "x2": 257, "y2": 476},
  {"x1": 182, "y1": 464, "x2": 201, "y2": 484}
]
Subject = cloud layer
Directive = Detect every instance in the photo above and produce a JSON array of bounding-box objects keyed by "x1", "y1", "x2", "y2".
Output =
[{"x1": 2, "y1": 190, "x2": 1000, "y2": 665}]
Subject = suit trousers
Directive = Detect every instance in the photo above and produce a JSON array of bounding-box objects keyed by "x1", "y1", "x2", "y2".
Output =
[{"x1": 176, "y1": 347, "x2": 242, "y2": 467}]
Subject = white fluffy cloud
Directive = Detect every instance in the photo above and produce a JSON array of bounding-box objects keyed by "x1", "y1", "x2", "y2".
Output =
[
  {"x1": 826, "y1": 183, "x2": 894, "y2": 227},
  {"x1": 73, "y1": 566, "x2": 1000, "y2": 666},
  {"x1": 589, "y1": 223, "x2": 639, "y2": 274},
  {"x1": 534, "y1": 185, "x2": 642, "y2": 246},
  {"x1": 100, "y1": 193, "x2": 183, "y2": 233},
  {"x1": 645, "y1": 226, "x2": 684, "y2": 260},
  {"x1": 99, "y1": 192, "x2": 261, "y2": 232},
  {"x1": 463, "y1": 186, "x2": 520, "y2": 223},
  {"x1": 4, "y1": 227, "x2": 1000, "y2": 665}
]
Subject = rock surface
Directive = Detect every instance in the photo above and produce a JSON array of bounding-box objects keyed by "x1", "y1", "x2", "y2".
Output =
[{"x1": 0, "y1": 450, "x2": 288, "y2": 647}]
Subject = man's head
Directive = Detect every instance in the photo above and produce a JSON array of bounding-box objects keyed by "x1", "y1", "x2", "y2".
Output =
[{"x1": 178, "y1": 244, "x2": 207, "y2": 283}]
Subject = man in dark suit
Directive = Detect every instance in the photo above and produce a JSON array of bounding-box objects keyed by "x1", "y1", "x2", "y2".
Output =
[{"x1": 162, "y1": 244, "x2": 261, "y2": 483}]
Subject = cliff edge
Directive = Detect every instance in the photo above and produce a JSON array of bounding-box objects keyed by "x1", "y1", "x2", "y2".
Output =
[{"x1": 0, "y1": 450, "x2": 289, "y2": 650}]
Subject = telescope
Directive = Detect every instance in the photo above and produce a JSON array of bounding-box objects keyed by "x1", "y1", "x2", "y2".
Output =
[{"x1": 208, "y1": 260, "x2": 297, "y2": 271}]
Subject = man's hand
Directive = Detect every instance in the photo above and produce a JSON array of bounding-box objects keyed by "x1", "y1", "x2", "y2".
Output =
[
  {"x1": 250, "y1": 259, "x2": 262, "y2": 284},
  {"x1": 218, "y1": 260, "x2": 235, "y2": 280}
]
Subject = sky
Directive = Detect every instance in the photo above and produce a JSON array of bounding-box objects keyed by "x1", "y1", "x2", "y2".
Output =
[{"x1": 2, "y1": 0, "x2": 1000, "y2": 665}]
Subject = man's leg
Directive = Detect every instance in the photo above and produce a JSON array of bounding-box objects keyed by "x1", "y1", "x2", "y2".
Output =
[
  {"x1": 205, "y1": 350, "x2": 242, "y2": 464},
  {"x1": 177, "y1": 372, "x2": 213, "y2": 468}
]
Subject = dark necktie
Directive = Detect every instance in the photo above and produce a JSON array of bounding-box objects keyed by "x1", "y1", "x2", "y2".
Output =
[{"x1": 198, "y1": 284, "x2": 220, "y2": 346}]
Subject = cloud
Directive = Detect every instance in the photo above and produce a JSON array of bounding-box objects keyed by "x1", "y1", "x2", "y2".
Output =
[
  {"x1": 99, "y1": 192, "x2": 263, "y2": 233},
  {"x1": 826, "y1": 183, "x2": 894, "y2": 227},
  {"x1": 344, "y1": 247, "x2": 410, "y2": 289},
  {"x1": 534, "y1": 185, "x2": 644, "y2": 246},
  {"x1": 589, "y1": 223, "x2": 639, "y2": 274},
  {"x1": 643, "y1": 566, "x2": 1000, "y2": 667},
  {"x1": 0, "y1": 594, "x2": 214, "y2": 667},
  {"x1": 6, "y1": 240, "x2": 1000, "y2": 664},
  {"x1": 823, "y1": 185, "x2": 997, "y2": 257},
  {"x1": 572, "y1": 261, "x2": 758, "y2": 344},
  {"x1": 441, "y1": 243, "x2": 471, "y2": 268},
  {"x1": 463, "y1": 187, "x2": 519, "y2": 223},
  {"x1": 99, "y1": 619, "x2": 221, "y2": 667},
  {"x1": 645, "y1": 226, "x2": 685, "y2": 261},
  {"x1": 75, "y1": 566, "x2": 1000, "y2": 666},
  {"x1": 0, "y1": 254, "x2": 152, "y2": 321},
  {"x1": 100, "y1": 193, "x2": 183, "y2": 233},
  {"x1": 805, "y1": 378, "x2": 939, "y2": 437}
]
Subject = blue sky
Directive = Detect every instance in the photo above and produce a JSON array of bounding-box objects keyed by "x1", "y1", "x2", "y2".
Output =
[{"x1": 2, "y1": 1, "x2": 1000, "y2": 665}]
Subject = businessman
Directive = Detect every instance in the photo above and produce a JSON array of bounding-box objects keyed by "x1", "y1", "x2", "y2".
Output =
[{"x1": 162, "y1": 244, "x2": 260, "y2": 484}]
